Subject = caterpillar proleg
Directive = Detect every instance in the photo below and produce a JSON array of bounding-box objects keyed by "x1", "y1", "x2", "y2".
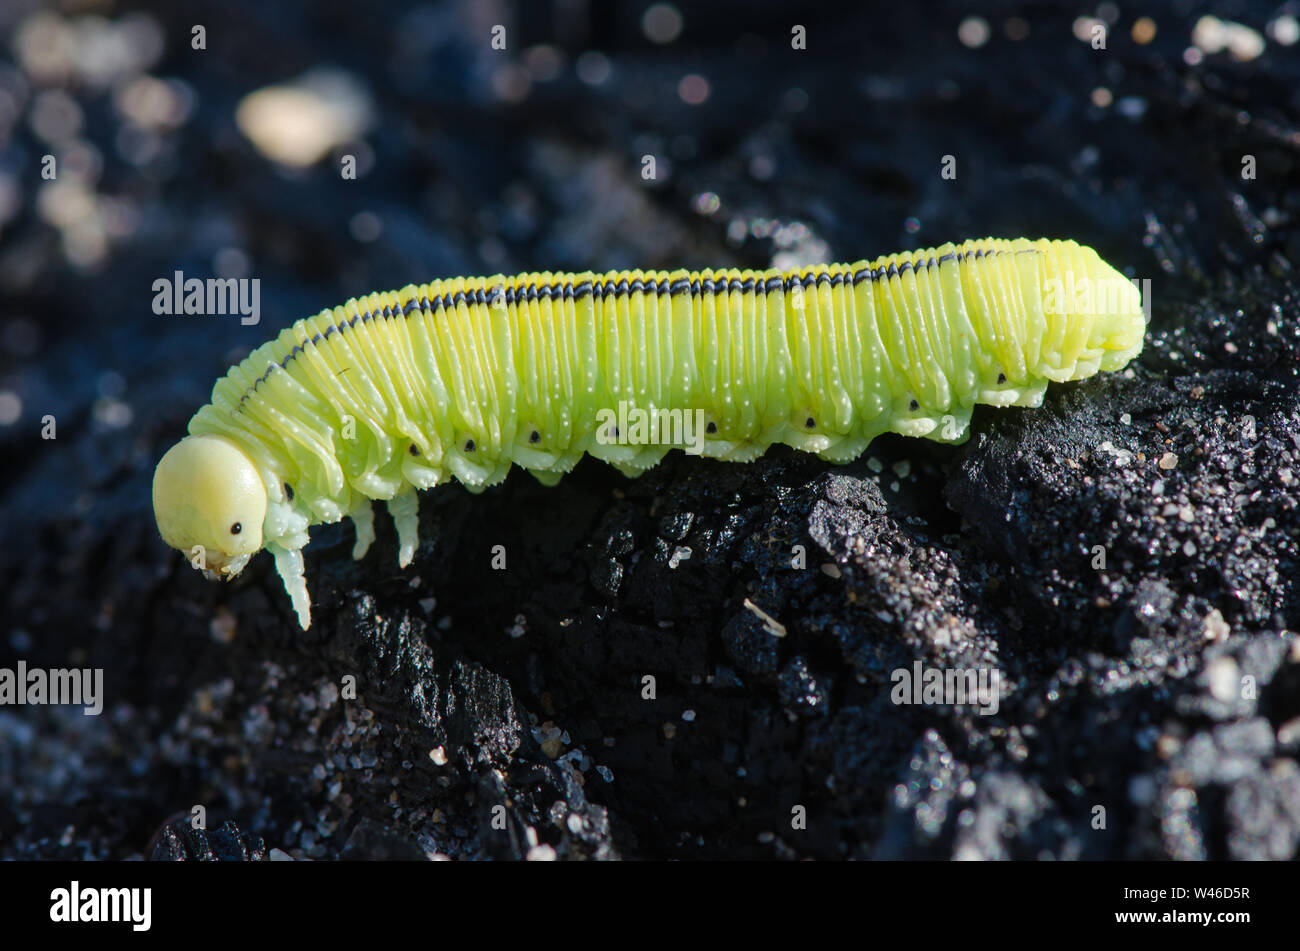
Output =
[{"x1": 152, "y1": 237, "x2": 1145, "y2": 628}]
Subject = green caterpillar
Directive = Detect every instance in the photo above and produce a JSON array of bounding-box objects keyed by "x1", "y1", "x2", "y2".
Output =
[{"x1": 152, "y1": 236, "x2": 1145, "y2": 629}]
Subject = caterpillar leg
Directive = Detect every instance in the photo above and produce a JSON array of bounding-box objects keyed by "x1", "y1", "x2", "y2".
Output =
[
  {"x1": 931, "y1": 406, "x2": 974, "y2": 444},
  {"x1": 387, "y1": 490, "x2": 419, "y2": 568},
  {"x1": 708, "y1": 441, "x2": 768, "y2": 463},
  {"x1": 350, "y1": 501, "x2": 376, "y2": 560},
  {"x1": 268, "y1": 542, "x2": 312, "y2": 630},
  {"x1": 816, "y1": 434, "x2": 870, "y2": 464}
]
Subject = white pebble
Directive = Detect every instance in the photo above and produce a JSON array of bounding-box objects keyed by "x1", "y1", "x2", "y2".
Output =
[{"x1": 1207, "y1": 655, "x2": 1239, "y2": 701}]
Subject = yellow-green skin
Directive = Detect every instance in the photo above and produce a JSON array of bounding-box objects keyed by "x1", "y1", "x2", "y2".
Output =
[{"x1": 152, "y1": 237, "x2": 1145, "y2": 628}]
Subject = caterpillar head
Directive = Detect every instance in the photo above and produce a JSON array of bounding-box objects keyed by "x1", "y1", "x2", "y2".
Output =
[{"x1": 152, "y1": 434, "x2": 268, "y2": 578}]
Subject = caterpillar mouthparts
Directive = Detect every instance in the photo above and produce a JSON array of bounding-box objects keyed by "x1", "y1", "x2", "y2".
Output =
[{"x1": 152, "y1": 237, "x2": 1145, "y2": 628}]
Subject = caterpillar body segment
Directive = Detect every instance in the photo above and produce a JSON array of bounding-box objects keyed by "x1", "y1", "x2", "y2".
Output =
[{"x1": 152, "y1": 237, "x2": 1145, "y2": 628}]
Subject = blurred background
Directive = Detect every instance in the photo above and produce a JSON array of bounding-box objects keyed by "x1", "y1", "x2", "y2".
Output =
[{"x1": 2, "y1": 0, "x2": 1299, "y2": 860}]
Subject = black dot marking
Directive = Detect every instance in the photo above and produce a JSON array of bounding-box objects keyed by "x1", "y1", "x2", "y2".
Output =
[
  {"x1": 909, "y1": 399, "x2": 920, "y2": 411},
  {"x1": 706, "y1": 421, "x2": 717, "y2": 434},
  {"x1": 230, "y1": 522, "x2": 242, "y2": 535},
  {"x1": 997, "y1": 373, "x2": 1007, "y2": 384},
  {"x1": 284, "y1": 482, "x2": 294, "y2": 501},
  {"x1": 529, "y1": 430, "x2": 540, "y2": 443},
  {"x1": 409, "y1": 444, "x2": 420, "y2": 456},
  {"x1": 464, "y1": 439, "x2": 475, "y2": 452},
  {"x1": 805, "y1": 417, "x2": 815, "y2": 428}
]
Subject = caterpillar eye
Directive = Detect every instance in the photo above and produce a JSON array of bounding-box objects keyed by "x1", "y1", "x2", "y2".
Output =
[{"x1": 231, "y1": 522, "x2": 242, "y2": 535}]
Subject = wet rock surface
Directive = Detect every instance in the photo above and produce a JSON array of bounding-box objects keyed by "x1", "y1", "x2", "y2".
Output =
[{"x1": 2, "y1": 2, "x2": 1299, "y2": 859}]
